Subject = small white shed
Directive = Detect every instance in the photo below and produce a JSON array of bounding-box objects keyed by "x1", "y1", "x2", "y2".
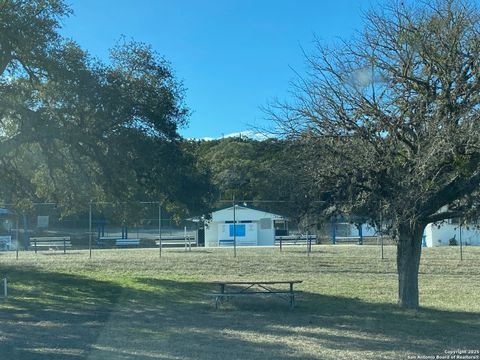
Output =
[
  {"x1": 424, "y1": 222, "x2": 480, "y2": 247},
  {"x1": 204, "y1": 205, "x2": 285, "y2": 247}
]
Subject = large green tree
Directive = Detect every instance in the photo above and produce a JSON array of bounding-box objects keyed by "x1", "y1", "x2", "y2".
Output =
[
  {"x1": 0, "y1": 0, "x2": 211, "y2": 217},
  {"x1": 271, "y1": 0, "x2": 480, "y2": 308},
  {"x1": 191, "y1": 137, "x2": 316, "y2": 222}
]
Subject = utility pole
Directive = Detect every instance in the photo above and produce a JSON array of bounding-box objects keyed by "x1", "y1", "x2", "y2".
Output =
[
  {"x1": 460, "y1": 223, "x2": 463, "y2": 261},
  {"x1": 89, "y1": 200, "x2": 92, "y2": 259},
  {"x1": 158, "y1": 202, "x2": 162, "y2": 258},
  {"x1": 233, "y1": 195, "x2": 237, "y2": 258}
]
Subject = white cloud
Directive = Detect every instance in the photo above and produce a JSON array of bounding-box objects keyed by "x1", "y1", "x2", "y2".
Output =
[
  {"x1": 224, "y1": 130, "x2": 272, "y2": 140},
  {"x1": 198, "y1": 137, "x2": 216, "y2": 141},
  {"x1": 192, "y1": 130, "x2": 273, "y2": 141}
]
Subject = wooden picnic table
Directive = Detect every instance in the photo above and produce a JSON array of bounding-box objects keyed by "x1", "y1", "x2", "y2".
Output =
[{"x1": 209, "y1": 280, "x2": 303, "y2": 309}]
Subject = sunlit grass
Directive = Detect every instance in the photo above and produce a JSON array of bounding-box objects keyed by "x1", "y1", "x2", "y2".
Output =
[{"x1": 0, "y1": 245, "x2": 479, "y2": 359}]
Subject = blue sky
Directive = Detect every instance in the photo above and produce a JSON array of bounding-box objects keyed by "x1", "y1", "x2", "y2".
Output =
[{"x1": 62, "y1": 0, "x2": 374, "y2": 139}]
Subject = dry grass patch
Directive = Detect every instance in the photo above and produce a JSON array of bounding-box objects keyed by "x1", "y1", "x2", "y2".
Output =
[{"x1": 0, "y1": 245, "x2": 479, "y2": 359}]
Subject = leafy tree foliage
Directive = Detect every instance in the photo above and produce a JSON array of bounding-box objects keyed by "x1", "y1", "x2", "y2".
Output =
[
  {"x1": 0, "y1": 0, "x2": 211, "y2": 218},
  {"x1": 269, "y1": 0, "x2": 480, "y2": 308},
  {"x1": 191, "y1": 137, "x2": 315, "y2": 223}
]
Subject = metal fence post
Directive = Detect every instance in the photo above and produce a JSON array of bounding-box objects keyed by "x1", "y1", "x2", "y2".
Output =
[
  {"x1": 460, "y1": 224, "x2": 463, "y2": 261},
  {"x1": 16, "y1": 217, "x2": 19, "y2": 260},
  {"x1": 158, "y1": 202, "x2": 162, "y2": 258},
  {"x1": 2, "y1": 277, "x2": 7, "y2": 298},
  {"x1": 89, "y1": 200, "x2": 92, "y2": 259}
]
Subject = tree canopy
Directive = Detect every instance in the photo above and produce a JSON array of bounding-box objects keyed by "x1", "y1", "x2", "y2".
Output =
[
  {"x1": 270, "y1": 0, "x2": 480, "y2": 308},
  {"x1": 190, "y1": 137, "x2": 316, "y2": 222},
  {"x1": 0, "y1": 0, "x2": 212, "y2": 217}
]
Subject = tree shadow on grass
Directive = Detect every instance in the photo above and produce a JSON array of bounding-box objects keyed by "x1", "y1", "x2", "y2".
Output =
[
  {"x1": 0, "y1": 267, "x2": 478, "y2": 360},
  {"x1": 0, "y1": 265, "x2": 123, "y2": 360},
  {"x1": 130, "y1": 278, "x2": 480, "y2": 359}
]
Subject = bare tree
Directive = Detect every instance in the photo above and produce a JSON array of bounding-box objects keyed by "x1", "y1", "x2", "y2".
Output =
[{"x1": 271, "y1": 0, "x2": 480, "y2": 308}]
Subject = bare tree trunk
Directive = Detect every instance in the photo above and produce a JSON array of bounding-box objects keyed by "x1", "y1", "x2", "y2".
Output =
[{"x1": 396, "y1": 222, "x2": 424, "y2": 309}]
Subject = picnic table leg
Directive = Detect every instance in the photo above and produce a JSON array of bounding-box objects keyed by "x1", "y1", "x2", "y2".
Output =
[
  {"x1": 289, "y1": 282, "x2": 295, "y2": 308},
  {"x1": 220, "y1": 283, "x2": 225, "y2": 303},
  {"x1": 213, "y1": 283, "x2": 226, "y2": 309}
]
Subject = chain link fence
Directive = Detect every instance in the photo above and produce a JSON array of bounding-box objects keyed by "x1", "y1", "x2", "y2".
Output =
[
  {"x1": 0, "y1": 201, "x2": 474, "y2": 260},
  {"x1": 0, "y1": 202, "x2": 199, "y2": 253}
]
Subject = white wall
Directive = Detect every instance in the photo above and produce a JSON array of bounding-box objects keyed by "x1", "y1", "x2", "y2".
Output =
[
  {"x1": 258, "y1": 219, "x2": 275, "y2": 246},
  {"x1": 205, "y1": 206, "x2": 282, "y2": 247},
  {"x1": 217, "y1": 222, "x2": 258, "y2": 246},
  {"x1": 362, "y1": 224, "x2": 377, "y2": 237},
  {"x1": 205, "y1": 220, "x2": 276, "y2": 247},
  {"x1": 205, "y1": 222, "x2": 218, "y2": 247},
  {"x1": 425, "y1": 223, "x2": 480, "y2": 247}
]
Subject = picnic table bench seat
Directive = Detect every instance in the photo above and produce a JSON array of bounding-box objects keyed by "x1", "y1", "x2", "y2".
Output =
[
  {"x1": 155, "y1": 235, "x2": 196, "y2": 248},
  {"x1": 96, "y1": 237, "x2": 140, "y2": 247},
  {"x1": 115, "y1": 238, "x2": 140, "y2": 247}
]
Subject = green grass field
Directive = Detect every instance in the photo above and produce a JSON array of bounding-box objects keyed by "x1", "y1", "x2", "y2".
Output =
[{"x1": 0, "y1": 245, "x2": 479, "y2": 360}]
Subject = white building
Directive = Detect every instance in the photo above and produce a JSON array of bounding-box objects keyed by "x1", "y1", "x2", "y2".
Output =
[
  {"x1": 204, "y1": 205, "x2": 285, "y2": 247},
  {"x1": 424, "y1": 223, "x2": 480, "y2": 247}
]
